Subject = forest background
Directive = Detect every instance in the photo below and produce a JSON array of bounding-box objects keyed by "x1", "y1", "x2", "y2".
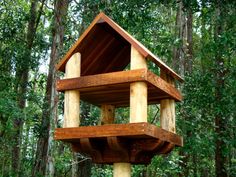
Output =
[{"x1": 0, "y1": 0, "x2": 235, "y2": 177}]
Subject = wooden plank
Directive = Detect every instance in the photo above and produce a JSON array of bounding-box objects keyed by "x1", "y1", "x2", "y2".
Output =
[
  {"x1": 54, "y1": 122, "x2": 183, "y2": 146},
  {"x1": 56, "y1": 13, "x2": 105, "y2": 72},
  {"x1": 82, "y1": 36, "x2": 116, "y2": 75},
  {"x1": 57, "y1": 69, "x2": 146, "y2": 91},
  {"x1": 100, "y1": 13, "x2": 183, "y2": 82},
  {"x1": 57, "y1": 69, "x2": 181, "y2": 101},
  {"x1": 63, "y1": 53, "x2": 81, "y2": 128},
  {"x1": 147, "y1": 70, "x2": 182, "y2": 101}
]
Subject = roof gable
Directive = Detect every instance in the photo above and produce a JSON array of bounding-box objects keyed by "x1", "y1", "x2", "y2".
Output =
[{"x1": 56, "y1": 12, "x2": 183, "y2": 81}]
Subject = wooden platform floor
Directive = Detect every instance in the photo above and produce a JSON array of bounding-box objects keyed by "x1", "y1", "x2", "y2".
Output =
[{"x1": 54, "y1": 122, "x2": 183, "y2": 164}]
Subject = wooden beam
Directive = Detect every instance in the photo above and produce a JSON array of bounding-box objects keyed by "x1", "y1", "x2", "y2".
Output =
[
  {"x1": 160, "y1": 70, "x2": 176, "y2": 133},
  {"x1": 82, "y1": 37, "x2": 116, "y2": 74},
  {"x1": 57, "y1": 69, "x2": 182, "y2": 102},
  {"x1": 57, "y1": 69, "x2": 146, "y2": 91},
  {"x1": 63, "y1": 53, "x2": 81, "y2": 128},
  {"x1": 147, "y1": 70, "x2": 182, "y2": 101},
  {"x1": 54, "y1": 122, "x2": 183, "y2": 147}
]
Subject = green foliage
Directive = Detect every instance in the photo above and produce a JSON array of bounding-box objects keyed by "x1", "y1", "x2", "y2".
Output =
[{"x1": 0, "y1": 0, "x2": 236, "y2": 176}]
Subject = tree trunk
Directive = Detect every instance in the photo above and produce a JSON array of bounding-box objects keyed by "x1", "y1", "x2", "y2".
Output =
[
  {"x1": 214, "y1": 1, "x2": 228, "y2": 176},
  {"x1": 186, "y1": 6, "x2": 193, "y2": 74},
  {"x1": 12, "y1": 0, "x2": 39, "y2": 176},
  {"x1": 175, "y1": 2, "x2": 194, "y2": 177},
  {"x1": 172, "y1": 0, "x2": 186, "y2": 76},
  {"x1": 32, "y1": 0, "x2": 69, "y2": 176}
]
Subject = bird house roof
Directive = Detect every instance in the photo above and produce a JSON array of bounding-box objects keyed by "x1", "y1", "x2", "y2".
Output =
[{"x1": 56, "y1": 12, "x2": 183, "y2": 82}]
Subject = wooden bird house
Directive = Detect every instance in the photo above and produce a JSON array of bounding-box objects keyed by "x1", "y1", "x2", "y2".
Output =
[{"x1": 54, "y1": 12, "x2": 183, "y2": 167}]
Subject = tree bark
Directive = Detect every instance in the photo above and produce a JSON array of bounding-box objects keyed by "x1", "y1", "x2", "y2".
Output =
[
  {"x1": 12, "y1": 0, "x2": 40, "y2": 176},
  {"x1": 32, "y1": 0, "x2": 69, "y2": 176},
  {"x1": 186, "y1": 6, "x2": 193, "y2": 74},
  {"x1": 172, "y1": 0, "x2": 186, "y2": 76},
  {"x1": 175, "y1": 2, "x2": 193, "y2": 176},
  {"x1": 214, "y1": 1, "x2": 228, "y2": 176}
]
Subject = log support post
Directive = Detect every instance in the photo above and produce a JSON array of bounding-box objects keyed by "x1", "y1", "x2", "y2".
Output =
[
  {"x1": 100, "y1": 104, "x2": 115, "y2": 125},
  {"x1": 63, "y1": 53, "x2": 81, "y2": 177},
  {"x1": 113, "y1": 46, "x2": 148, "y2": 177},
  {"x1": 160, "y1": 70, "x2": 176, "y2": 133},
  {"x1": 130, "y1": 46, "x2": 148, "y2": 123},
  {"x1": 63, "y1": 52, "x2": 81, "y2": 128}
]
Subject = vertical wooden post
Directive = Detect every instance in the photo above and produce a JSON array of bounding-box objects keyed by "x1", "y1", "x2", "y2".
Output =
[
  {"x1": 63, "y1": 53, "x2": 81, "y2": 128},
  {"x1": 113, "y1": 46, "x2": 148, "y2": 177},
  {"x1": 100, "y1": 104, "x2": 115, "y2": 125},
  {"x1": 130, "y1": 46, "x2": 148, "y2": 123},
  {"x1": 114, "y1": 163, "x2": 131, "y2": 177},
  {"x1": 160, "y1": 70, "x2": 176, "y2": 133},
  {"x1": 100, "y1": 104, "x2": 130, "y2": 177}
]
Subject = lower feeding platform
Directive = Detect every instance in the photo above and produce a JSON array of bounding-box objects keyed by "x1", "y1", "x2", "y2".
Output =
[{"x1": 54, "y1": 122, "x2": 183, "y2": 164}]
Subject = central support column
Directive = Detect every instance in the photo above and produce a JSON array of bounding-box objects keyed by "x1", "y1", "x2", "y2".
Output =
[{"x1": 100, "y1": 105, "x2": 131, "y2": 177}]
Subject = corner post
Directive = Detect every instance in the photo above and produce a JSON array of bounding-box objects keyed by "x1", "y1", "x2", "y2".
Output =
[
  {"x1": 160, "y1": 70, "x2": 176, "y2": 133},
  {"x1": 130, "y1": 46, "x2": 148, "y2": 123},
  {"x1": 63, "y1": 53, "x2": 81, "y2": 128}
]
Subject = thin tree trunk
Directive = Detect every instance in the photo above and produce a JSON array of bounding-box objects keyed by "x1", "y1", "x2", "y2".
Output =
[
  {"x1": 12, "y1": 0, "x2": 39, "y2": 176},
  {"x1": 186, "y1": 6, "x2": 193, "y2": 74},
  {"x1": 214, "y1": 1, "x2": 228, "y2": 176},
  {"x1": 172, "y1": 0, "x2": 186, "y2": 77},
  {"x1": 32, "y1": 0, "x2": 69, "y2": 176},
  {"x1": 175, "y1": 2, "x2": 193, "y2": 177}
]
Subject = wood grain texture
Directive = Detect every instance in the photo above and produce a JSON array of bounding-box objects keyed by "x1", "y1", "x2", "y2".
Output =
[
  {"x1": 56, "y1": 69, "x2": 182, "y2": 107},
  {"x1": 54, "y1": 122, "x2": 183, "y2": 164},
  {"x1": 63, "y1": 53, "x2": 81, "y2": 128},
  {"x1": 54, "y1": 122, "x2": 183, "y2": 146},
  {"x1": 100, "y1": 104, "x2": 115, "y2": 125},
  {"x1": 113, "y1": 163, "x2": 131, "y2": 177},
  {"x1": 130, "y1": 46, "x2": 147, "y2": 124},
  {"x1": 160, "y1": 70, "x2": 176, "y2": 133},
  {"x1": 57, "y1": 69, "x2": 146, "y2": 91},
  {"x1": 56, "y1": 12, "x2": 183, "y2": 82}
]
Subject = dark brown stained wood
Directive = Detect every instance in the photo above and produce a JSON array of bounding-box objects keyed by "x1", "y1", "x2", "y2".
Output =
[
  {"x1": 56, "y1": 69, "x2": 182, "y2": 107},
  {"x1": 147, "y1": 70, "x2": 182, "y2": 103},
  {"x1": 56, "y1": 12, "x2": 183, "y2": 82},
  {"x1": 54, "y1": 122, "x2": 183, "y2": 146},
  {"x1": 54, "y1": 122, "x2": 183, "y2": 164},
  {"x1": 57, "y1": 69, "x2": 146, "y2": 91}
]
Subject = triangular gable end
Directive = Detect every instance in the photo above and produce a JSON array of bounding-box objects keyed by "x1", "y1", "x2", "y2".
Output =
[{"x1": 56, "y1": 12, "x2": 183, "y2": 82}]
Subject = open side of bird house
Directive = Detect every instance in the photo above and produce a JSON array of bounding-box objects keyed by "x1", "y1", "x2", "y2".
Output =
[{"x1": 54, "y1": 12, "x2": 183, "y2": 165}]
